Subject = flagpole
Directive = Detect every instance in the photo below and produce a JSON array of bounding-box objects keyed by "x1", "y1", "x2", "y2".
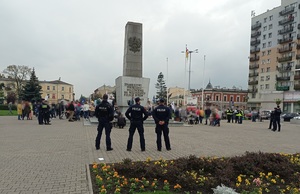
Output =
[
  {"x1": 166, "y1": 57, "x2": 169, "y2": 105},
  {"x1": 201, "y1": 55, "x2": 206, "y2": 108},
  {"x1": 184, "y1": 45, "x2": 187, "y2": 106}
]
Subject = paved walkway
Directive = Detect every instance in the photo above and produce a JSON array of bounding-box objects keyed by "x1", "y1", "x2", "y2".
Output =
[{"x1": 0, "y1": 116, "x2": 299, "y2": 194}]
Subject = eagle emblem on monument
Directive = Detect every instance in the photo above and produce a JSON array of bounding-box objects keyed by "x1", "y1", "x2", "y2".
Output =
[{"x1": 128, "y1": 37, "x2": 142, "y2": 53}]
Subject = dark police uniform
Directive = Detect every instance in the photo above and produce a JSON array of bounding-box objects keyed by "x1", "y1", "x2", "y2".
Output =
[
  {"x1": 94, "y1": 99, "x2": 114, "y2": 151},
  {"x1": 39, "y1": 101, "x2": 51, "y2": 125},
  {"x1": 152, "y1": 101, "x2": 171, "y2": 151},
  {"x1": 268, "y1": 110, "x2": 275, "y2": 130},
  {"x1": 125, "y1": 98, "x2": 148, "y2": 151},
  {"x1": 273, "y1": 107, "x2": 282, "y2": 132}
]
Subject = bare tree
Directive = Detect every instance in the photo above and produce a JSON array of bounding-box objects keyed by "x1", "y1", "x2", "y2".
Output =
[{"x1": 3, "y1": 65, "x2": 31, "y2": 98}]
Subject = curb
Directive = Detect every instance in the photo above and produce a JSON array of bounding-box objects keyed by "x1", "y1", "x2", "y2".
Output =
[{"x1": 85, "y1": 164, "x2": 94, "y2": 194}]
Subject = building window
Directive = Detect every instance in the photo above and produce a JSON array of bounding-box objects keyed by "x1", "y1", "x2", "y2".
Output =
[
  {"x1": 268, "y1": 41, "x2": 272, "y2": 47},
  {"x1": 265, "y1": 84, "x2": 270, "y2": 89},
  {"x1": 47, "y1": 86, "x2": 50, "y2": 90},
  {"x1": 266, "y1": 67, "x2": 270, "y2": 72},
  {"x1": 61, "y1": 94, "x2": 64, "y2": 99},
  {"x1": 237, "y1": 96, "x2": 240, "y2": 102},
  {"x1": 263, "y1": 26, "x2": 267, "y2": 31},
  {"x1": 261, "y1": 68, "x2": 264, "y2": 73},
  {"x1": 267, "y1": 50, "x2": 271, "y2": 55},
  {"x1": 52, "y1": 94, "x2": 55, "y2": 99},
  {"x1": 53, "y1": 86, "x2": 55, "y2": 90},
  {"x1": 69, "y1": 87, "x2": 71, "y2": 93},
  {"x1": 261, "y1": 76, "x2": 264, "y2": 81},
  {"x1": 230, "y1": 96, "x2": 233, "y2": 102},
  {"x1": 262, "y1": 51, "x2": 266, "y2": 56},
  {"x1": 269, "y1": 15, "x2": 273, "y2": 21},
  {"x1": 260, "y1": 85, "x2": 264, "y2": 89},
  {"x1": 62, "y1": 87, "x2": 64, "y2": 91},
  {"x1": 263, "y1": 43, "x2": 266, "y2": 48},
  {"x1": 216, "y1": 96, "x2": 219, "y2": 101},
  {"x1": 262, "y1": 60, "x2": 265, "y2": 65},
  {"x1": 264, "y1": 18, "x2": 267, "y2": 23},
  {"x1": 268, "y1": 24, "x2": 273, "y2": 30},
  {"x1": 268, "y1": 33, "x2": 272, "y2": 38},
  {"x1": 223, "y1": 95, "x2": 227, "y2": 102},
  {"x1": 266, "y1": 75, "x2": 270, "y2": 81},
  {"x1": 47, "y1": 94, "x2": 50, "y2": 98},
  {"x1": 263, "y1": 34, "x2": 266, "y2": 40}
]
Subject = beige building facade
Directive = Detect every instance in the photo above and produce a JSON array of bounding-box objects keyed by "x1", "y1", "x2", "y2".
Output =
[{"x1": 39, "y1": 80, "x2": 74, "y2": 104}]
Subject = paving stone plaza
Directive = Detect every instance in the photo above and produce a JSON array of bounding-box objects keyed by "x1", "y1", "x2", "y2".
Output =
[{"x1": 0, "y1": 116, "x2": 299, "y2": 194}]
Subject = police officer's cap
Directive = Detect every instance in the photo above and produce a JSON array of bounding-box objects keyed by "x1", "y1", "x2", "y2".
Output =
[
  {"x1": 135, "y1": 97, "x2": 141, "y2": 103},
  {"x1": 159, "y1": 98, "x2": 165, "y2": 103}
]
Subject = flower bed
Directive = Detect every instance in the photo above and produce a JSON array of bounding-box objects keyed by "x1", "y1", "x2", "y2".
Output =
[{"x1": 90, "y1": 152, "x2": 300, "y2": 194}]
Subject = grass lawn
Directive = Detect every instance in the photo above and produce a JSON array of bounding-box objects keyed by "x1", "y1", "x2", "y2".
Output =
[{"x1": 0, "y1": 110, "x2": 18, "y2": 116}]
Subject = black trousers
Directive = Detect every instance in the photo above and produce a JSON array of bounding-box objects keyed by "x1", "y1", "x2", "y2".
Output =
[
  {"x1": 273, "y1": 117, "x2": 281, "y2": 131},
  {"x1": 227, "y1": 115, "x2": 232, "y2": 123},
  {"x1": 95, "y1": 121, "x2": 112, "y2": 149},
  {"x1": 127, "y1": 121, "x2": 145, "y2": 150},
  {"x1": 155, "y1": 124, "x2": 171, "y2": 150}
]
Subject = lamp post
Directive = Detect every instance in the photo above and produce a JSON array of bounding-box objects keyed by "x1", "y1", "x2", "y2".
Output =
[
  {"x1": 201, "y1": 55, "x2": 206, "y2": 108},
  {"x1": 166, "y1": 57, "x2": 169, "y2": 105},
  {"x1": 188, "y1": 49, "x2": 198, "y2": 91}
]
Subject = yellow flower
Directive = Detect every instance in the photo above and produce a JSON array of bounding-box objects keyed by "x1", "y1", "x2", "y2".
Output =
[
  {"x1": 271, "y1": 179, "x2": 276, "y2": 184},
  {"x1": 237, "y1": 176, "x2": 242, "y2": 183},
  {"x1": 245, "y1": 179, "x2": 250, "y2": 186},
  {"x1": 236, "y1": 183, "x2": 240, "y2": 187},
  {"x1": 267, "y1": 172, "x2": 272, "y2": 176}
]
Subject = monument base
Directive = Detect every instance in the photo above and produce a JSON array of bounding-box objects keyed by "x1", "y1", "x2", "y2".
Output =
[{"x1": 115, "y1": 76, "x2": 150, "y2": 113}]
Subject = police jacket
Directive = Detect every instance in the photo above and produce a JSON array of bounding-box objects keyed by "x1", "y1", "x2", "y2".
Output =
[
  {"x1": 274, "y1": 108, "x2": 282, "y2": 118},
  {"x1": 152, "y1": 104, "x2": 171, "y2": 125},
  {"x1": 95, "y1": 100, "x2": 114, "y2": 121},
  {"x1": 125, "y1": 103, "x2": 148, "y2": 121}
]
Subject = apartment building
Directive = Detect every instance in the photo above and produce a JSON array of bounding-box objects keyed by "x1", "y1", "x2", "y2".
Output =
[{"x1": 248, "y1": 0, "x2": 300, "y2": 113}]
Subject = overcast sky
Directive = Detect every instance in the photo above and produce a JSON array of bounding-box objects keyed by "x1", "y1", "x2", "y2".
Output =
[{"x1": 0, "y1": 0, "x2": 281, "y2": 99}]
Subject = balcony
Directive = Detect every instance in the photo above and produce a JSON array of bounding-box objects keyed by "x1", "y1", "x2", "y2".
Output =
[
  {"x1": 249, "y1": 56, "x2": 260, "y2": 62},
  {"x1": 251, "y1": 23, "x2": 261, "y2": 30},
  {"x1": 297, "y1": 44, "x2": 300, "y2": 50},
  {"x1": 278, "y1": 27, "x2": 294, "y2": 34},
  {"x1": 251, "y1": 31, "x2": 261, "y2": 38},
  {"x1": 278, "y1": 37, "x2": 293, "y2": 44},
  {"x1": 249, "y1": 72, "x2": 259, "y2": 77},
  {"x1": 277, "y1": 56, "x2": 292, "y2": 62},
  {"x1": 248, "y1": 80, "x2": 258, "y2": 85},
  {"x1": 276, "y1": 76, "x2": 290, "y2": 81},
  {"x1": 295, "y1": 64, "x2": 300, "y2": 70},
  {"x1": 276, "y1": 86, "x2": 290, "y2": 91},
  {"x1": 294, "y1": 84, "x2": 300, "y2": 90},
  {"x1": 277, "y1": 66, "x2": 292, "y2": 72},
  {"x1": 250, "y1": 39, "x2": 260, "y2": 46},
  {"x1": 248, "y1": 88, "x2": 258, "y2": 93},
  {"x1": 294, "y1": 75, "x2": 300, "y2": 80},
  {"x1": 249, "y1": 64, "x2": 259, "y2": 69},
  {"x1": 297, "y1": 55, "x2": 300, "y2": 59},
  {"x1": 278, "y1": 47, "x2": 292, "y2": 53},
  {"x1": 279, "y1": 17, "x2": 294, "y2": 25},
  {"x1": 250, "y1": 48, "x2": 260, "y2": 54},
  {"x1": 279, "y1": 7, "x2": 294, "y2": 16}
]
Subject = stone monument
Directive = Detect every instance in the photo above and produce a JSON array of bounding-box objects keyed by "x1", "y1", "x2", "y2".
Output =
[{"x1": 115, "y1": 22, "x2": 150, "y2": 112}]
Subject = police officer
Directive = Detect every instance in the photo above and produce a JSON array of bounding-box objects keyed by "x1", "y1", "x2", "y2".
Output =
[
  {"x1": 152, "y1": 99, "x2": 171, "y2": 151},
  {"x1": 125, "y1": 97, "x2": 148, "y2": 151},
  {"x1": 94, "y1": 94, "x2": 114, "y2": 151},
  {"x1": 273, "y1": 106, "x2": 282, "y2": 132},
  {"x1": 40, "y1": 100, "x2": 51, "y2": 125}
]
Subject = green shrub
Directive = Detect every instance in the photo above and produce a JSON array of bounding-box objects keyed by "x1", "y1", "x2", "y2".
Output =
[{"x1": 0, "y1": 104, "x2": 17, "y2": 110}]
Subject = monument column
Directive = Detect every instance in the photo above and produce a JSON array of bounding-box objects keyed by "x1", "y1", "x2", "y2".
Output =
[{"x1": 116, "y1": 22, "x2": 150, "y2": 112}]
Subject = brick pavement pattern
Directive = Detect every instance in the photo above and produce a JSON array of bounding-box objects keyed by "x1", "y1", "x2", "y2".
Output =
[{"x1": 0, "y1": 116, "x2": 299, "y2": 193}]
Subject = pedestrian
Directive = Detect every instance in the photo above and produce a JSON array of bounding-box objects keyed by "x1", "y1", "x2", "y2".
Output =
[
  {"x1": 273, "y1": 106, "x2": 282, "y2": 132},
  {"x1": 42, "y1": 100, "x2": 51, "y2": 125},
  {"x1": 125, "y1": 97, "x2": 148, "y2": 152},
  {"x1": 204, "y1": 106, "x2": 211, "y2": 125},
  {"x1": 268, "y1": 109, "x2": 275, "y2": 130},
  {"x1": 117, "y1": 113, "x2": 126, "y2": 128},
  {"x1": 152, "y1": 98, "x2": 171, "y2": 151},
  {"x1": 83, "y1": 101, "x2": 90, "y2": 120},
  {"x1": 94, "y1": 94, "x2": 114, "y2": 151},
  {"x1": 17, "y1": 101, "x2": 22, "y2": 120},
  {"x1": 8, "y1": 102, "x2": 13, "y2": 115},
  {"x1": 67, "y1": 101, "x2": 75, "y2": 122}
]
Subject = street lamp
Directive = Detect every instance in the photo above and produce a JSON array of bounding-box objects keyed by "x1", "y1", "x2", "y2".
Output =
[
  {"x1": 188, "y1": 49, "x2": 198, "y2": 91},
  {"x1": 201, "y1": 55, "x2": 206, "y2": 109}
]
